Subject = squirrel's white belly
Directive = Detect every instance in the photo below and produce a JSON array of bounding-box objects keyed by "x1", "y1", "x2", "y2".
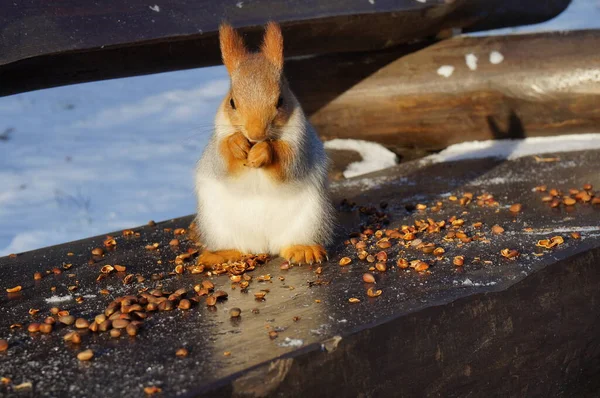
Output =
[{"x1": 195, "y1": 169, "x2": 324, "y2": 254}]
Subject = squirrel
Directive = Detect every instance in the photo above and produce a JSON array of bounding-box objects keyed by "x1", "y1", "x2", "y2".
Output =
[{"x1": 193, "y1": 22, "x2": 334, "y2": 265}]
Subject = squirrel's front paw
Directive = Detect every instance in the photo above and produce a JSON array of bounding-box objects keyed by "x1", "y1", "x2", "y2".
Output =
[
  {"x1": 227, "y1": 132, "x2": 251, "y2": 160},
  {"x1": 246, "y1": 141, "x2": 272, "y2": 168}
]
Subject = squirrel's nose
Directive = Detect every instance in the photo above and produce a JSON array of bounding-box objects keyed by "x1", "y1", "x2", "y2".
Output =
[{"x1": 245, "y1": 123, "x2": 268, "y2": 142}]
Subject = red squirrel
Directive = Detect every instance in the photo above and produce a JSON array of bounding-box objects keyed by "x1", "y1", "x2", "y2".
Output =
[{"x1": 193, "y1": 22, "x2": 334, "y2": 265}]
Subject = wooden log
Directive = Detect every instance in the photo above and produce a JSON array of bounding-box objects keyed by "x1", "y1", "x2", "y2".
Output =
[
  {"x1": 0, "y1": 0, "x2": 570, "y2": 97},
  {"x1": 286, "y1": 30, "x2": 600, "y2": 152},
  {"x1": 1, "y1": 149, "x2": 600, "y2": 396}
]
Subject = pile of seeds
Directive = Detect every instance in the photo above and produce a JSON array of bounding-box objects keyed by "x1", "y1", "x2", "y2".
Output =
[
  {"x1": 535, "y1": 183, "x2": 599, "y2": 208},
  {"x1": 335, "y1": 185, "x2": 594, "y2": 301},
  {"x1": 24, "y1": 283, "x2": 235, "y2": 361}
]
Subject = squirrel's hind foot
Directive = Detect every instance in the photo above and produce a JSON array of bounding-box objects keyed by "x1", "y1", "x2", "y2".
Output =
[
  {"x1": 280, "y1": 245, "x2": 327, "y2": 265},
  {"x1": 198, "y1": 249, "x2": 243, "y2": 266}
]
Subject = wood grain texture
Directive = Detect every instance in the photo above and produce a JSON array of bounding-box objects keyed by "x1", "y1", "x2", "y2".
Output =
[
  {"x1": 285, "y1": 30, "x2": 600, "y2": 152},
  {"x1": 1, "y1": 149, "x2": 600, "y2": 397},
  {"x1": 0, "y1": 0, "x2": 570, "y2": 96}
]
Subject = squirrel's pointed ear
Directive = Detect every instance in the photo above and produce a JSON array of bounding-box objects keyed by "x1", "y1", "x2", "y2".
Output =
[
  {"x1": 261, "y1": 22, "x2": 284, "y2": 70},
  {"x1": 219, "y1": 23, "x2": 248, "y2": 74}
]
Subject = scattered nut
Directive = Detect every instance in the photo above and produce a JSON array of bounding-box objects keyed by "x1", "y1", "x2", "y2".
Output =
[
  {"x1": 396, "y1": 258, "x2": 409, "y2": 269},
  {"x1": 77, "y1": 349, "x2": 94, "y2": 361},
  {"x1": 453, "y1": 256, "x2": 465, "y2": 267},
  {"x1": 126, "y1": 323, "x2": 138, "y2": 336},
  {"x1": 414, "y1": 262, "x2": 429, "y2": 272},
  {"x1": 501, "y1": 248, "x2": 519, "y2": 259},
  {"x1": 144, "y1": 386, "x2": 162, "y2": 395},
  {"x1": 110, "y1": 329, "x2": 121, "y2": 338},
  {"x1": 362, "y1": 273, "x2": 375, "y2": 283},
  {"x1": 433, "y1": 247, "x2": 445, "y2": 257},
  {"x1": 348, "y1": 298, "x2": 361, "y2": 303},
  {"x1": 59, "y1": 315, "x2": 75, "y2": 325},
  {"x1": 338, "y1": 257, "x2": 352, "y2": 266},
  {"x1": 206, "y1": 296, "x2": 217, "y2": 306},
  {"x1": 229, "y1": 308, "x2": 242, "y2": 318},
  {"x1": 75, "y1": 318, "x2": 90, "y2": 329},
  {"x1": 91, "y1": 248, "x2": 104, "y2": 256},
  {"x1": 367, "y1": 288, "x2": 382, "y2": 298},
  {"x1": 178, "y1": 299, "x2": 191, "y2": 310},
  {"x1": 176, "y1": 348, "x2": 189, "y2": 357},
  {"x1": 377, "y1": 241, "x2": 391, "y2": 249},
  {"x1": 112, "y1": 319, "x2": 129, "y2": 329},
  {"x1": 509, "y1": 203, "x2": 522, "y2": 213},
  {"x1": 6, "y1": 286, "x2": 22, "y2": 293}
]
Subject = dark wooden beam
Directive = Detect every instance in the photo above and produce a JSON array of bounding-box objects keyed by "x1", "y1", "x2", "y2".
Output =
[
  {"x1": 0, "y1": 0, "x2": 570, "y2": 97},
  {"x1": 285, "y1": 30, "x2": 600, "y2": 153},
  {"x1": 1, "y1": 149, "x2": 600, "y2": 396}
]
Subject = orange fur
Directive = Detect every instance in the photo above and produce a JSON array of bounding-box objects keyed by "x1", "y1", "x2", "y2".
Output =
[
  {"x1": 246, "y1": 141, "x2": 272, "y2": 168},
  {"x1": 198, "y1": 249, "x2": 243, "y2": 265},
  {"x1": 187, "y1": 221, "x2": 202, "y2": 246},
  {"x1": 280, "y1": 245, "x2": 327, "y2": 264},
  {"x1": 261, "y1": 22, "x2": 284, "y2": 70},
  {"x1": 219, "y1": 23, "x2": 248, "y2": 74},
  {"x1": 264, "y1": 140, "x2": 293, "y2": 181},
  {"x1": 221, "y1": 131, "x2": 250, "y2": 175}
]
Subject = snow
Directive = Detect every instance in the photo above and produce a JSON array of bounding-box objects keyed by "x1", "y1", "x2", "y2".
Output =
[
  {"x1": 465, "y1": 54, "x2": 478, "y2": 71},
  {"x1": 1, "y1": 0, "x2": 599, "y2": 256},
  {"x1": 455, "y1": 279, "x2": 498, "y2": 287},
  {"x1": 323, "y1": 139, "x2": 397, "y2": 178},
  {"x1": 0, "y1": 67, "x2": 228, "y2": 256},
  {"x1": 278, "y1": 337, "x2": 304, "y2": 347},
  {"x1": 424, "y1": 134, "x2": 600, "y2": 164},
  {"x1": 489, "y1": 51, "x2": 504, "y2": 65},
  {"x1": 45, "y1": 295, "x2": 73, "y2": 303},
  {"x1": 437, "y1": 65, "x2": 454, "y2": 78}
]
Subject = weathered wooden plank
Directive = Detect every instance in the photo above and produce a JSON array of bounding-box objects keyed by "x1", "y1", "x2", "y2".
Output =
[
  {"x1": 0, "y1": 148, "x2": 599, "y2": 396},
  {"x1": 0, "y1": 0, "x2": 570, "y2": 96},
  {"x1": 286, "y1": 30, "x2": 600, "y2": 153}
]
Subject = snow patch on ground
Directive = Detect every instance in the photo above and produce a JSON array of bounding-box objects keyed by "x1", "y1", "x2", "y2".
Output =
[
  {"x1": 489, "y1": 51, "x2": 504, "y2": 65},
  {"x1": 455, "y1": 279, "x2": 498, "y2": 287},
  {"x1": 324, "y1": 139, "x2": 397, "y2": 178},
  {"x1": 437, "y1": 65, "x2": 455, "y2": 78},
  {"x1": 278, "y1": 337, "x2": 304, "y2": 348},
  {"x1": 0, "y1": 67, "x2": 228, "y2": 256},
  {"x1": 45, "y1": 295, "x2": 73, "y2": 303},
  {"x1": 424, "y1": 134, "x2": 600, "y2": 164},
  {"x1": 465, "y1": 54, "x2": 478, "y2": 71}
]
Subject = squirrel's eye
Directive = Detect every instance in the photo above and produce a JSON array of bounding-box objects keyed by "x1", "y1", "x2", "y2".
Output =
[
  {"x1": 230, "y1": 98, "x2": 236, "y2": 110},
  {"x1": 276, "y1": 96, "x2": 284, "y2": 109}
]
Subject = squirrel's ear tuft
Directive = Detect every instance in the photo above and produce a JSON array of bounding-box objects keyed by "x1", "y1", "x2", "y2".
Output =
[
  {"x1": 219, "y1": 22, "x2": 248, "y2": 74},
  {"x1": 261, "y1": 22, "x2": 284, "y2": 71}
]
